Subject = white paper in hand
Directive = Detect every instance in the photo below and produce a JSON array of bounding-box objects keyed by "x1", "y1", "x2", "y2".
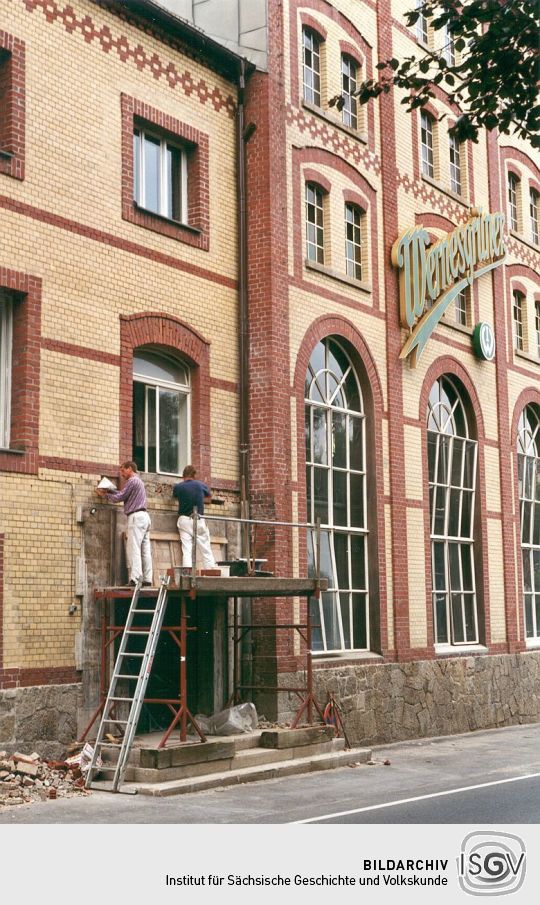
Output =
[{"x1": 97, "y1": 477, "x2": 116, "y2": 491}]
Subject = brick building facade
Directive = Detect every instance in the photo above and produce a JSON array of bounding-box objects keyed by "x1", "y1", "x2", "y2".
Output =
[{"x1": 0, "y1": 0, "x2": 539, "y2": 754}]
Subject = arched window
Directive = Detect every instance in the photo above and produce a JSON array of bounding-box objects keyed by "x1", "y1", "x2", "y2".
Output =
[
  {"x1": 518, "y1": 404, "x2": 540, "y2": 639},
  {"x1": 305, "y1": 337, "x2": 368, "y2": 652},
  {"x1": 132, "y1": 348, "x2": 190, "y2": 475},
  {"x1": 427, "y1": 376, "x2": 478, "y2": 645}
]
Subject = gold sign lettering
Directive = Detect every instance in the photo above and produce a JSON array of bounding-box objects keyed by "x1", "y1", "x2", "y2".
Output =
[{"x1": 392, "y1": 209, "x2": 506, "y2": 367}]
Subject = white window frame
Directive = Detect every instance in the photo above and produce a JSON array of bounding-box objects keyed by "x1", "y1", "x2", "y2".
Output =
[
  {"x1": 345, "y1": 202, "x2": 362, "y2": 281},
  {"x1": 454, "y1": 288, "x2": 468, "y2": 326},
  {"x1": 133, "y1": 353, "x2": 191, "y2": 476},
  {"x1": 449, "y1": 133, "x2": 462, "y2": 195},
  {"x1": 133, "y1": 127, "x2": 188, "y2": 224},
  {"x1": 305, "y1": 182, "x2": 325, "y2": 264},
  {"x1": 416, "y1": 0, "x2": 429, "y2": 44},
  {"x1": 513, "y1": 290, "x2": 524, "y2": 351},
  {"x1": 535, "y1": 301, "x2": 540, "y2": 358},
  {"x1": 442, "y1": 22, "x2": 455, "y2": 66},
  {"x1": 302, "y1": 27, "x2": 321, "y2": 107},
  {"x1": 0, "y1": 293, "x2": 12, "y2": 449},
  {"x1": 508, "y1": 172, "x2": 519, "y2": 232},
  {"x1": 305, "y1": 338, "x2": 369, "y2": 653},
  {"x1": 518, "y1": 406, "x2": 540, "y2": 641},
  {"x1": 428, "y1": 376, "x2": 479, "y2": 647},
  {"x1": 341, "y1": 55, "x2": 358, "y2": 130},
  {"x1": 421, "y1": 112, "x2": 434, "y2": 178},
  {"x1": 530, "y1": 188, "x2": 539, "y2": 245}
]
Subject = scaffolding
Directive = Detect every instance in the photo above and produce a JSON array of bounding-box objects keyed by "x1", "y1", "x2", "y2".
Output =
[{"x1": 81, "y1": 516, "x2": 327, "y2": 749}]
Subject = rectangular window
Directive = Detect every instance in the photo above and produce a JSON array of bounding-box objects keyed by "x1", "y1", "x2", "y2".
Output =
[
  {"x1": 513, "y1": 290, "x2": 524, "y2": 352},
  {"x1": 531, "y1": 189, "x2": 539, "y2": 245},
  {"x1": 416, "y1": 0, "x2": 429, "y2": 44},
  {"x1": 421, "y1": 112, "x2": 434, "y2": 178},
  {"x1": 449, "y1": 133, "x2": 461, "y2": 195},
  {"x1": 442, "y1": 23, "x2": 455, "y2": 66},
  {"x1": 536, "y1": 301, "x2": 540, "y2": 358},
  {"x1": 303, "y1": 28, "x2": 321, "y2": 106},
  {"x1": 306, "y1": 183, "x2": 325, "y2": 264},
  {"x1": 341, "y1": 55, "x2": 358, "y2": 130},
  {"x1": 0, "y1": 34, "x2": 25, "y2": 181},
  {"x1": 508, "y1": 173, "x2": 519, "y2": 231},
  {"x1": 345, "y1": 203, "x2": 362, "y2": 280},
  {"x1": 0, "y1": 291, "x2": 13, "y2": 449},
  {"x1": 455, "y1": 288, "x2": 468, "y2": 326},
  {"x1": 133, "y1": 128, "x2": 187, "y2": 223}
]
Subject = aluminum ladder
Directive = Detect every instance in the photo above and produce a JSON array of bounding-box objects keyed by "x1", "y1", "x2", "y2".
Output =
[{"x1": 85, "y1": 576, "x2": 170, "y2": 792}]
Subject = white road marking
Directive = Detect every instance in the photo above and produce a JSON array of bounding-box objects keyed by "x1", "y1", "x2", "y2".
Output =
[{"x1": 292, "y1": 771, "x2": 540, "y2": 823}]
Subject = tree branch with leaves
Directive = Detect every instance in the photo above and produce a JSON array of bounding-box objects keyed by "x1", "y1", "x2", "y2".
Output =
[{"x1": 330, "y1": 0, "x2": 539, "y2": 148}]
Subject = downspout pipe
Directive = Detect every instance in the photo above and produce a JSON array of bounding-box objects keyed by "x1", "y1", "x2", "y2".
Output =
[{"x1": 237, "y1": 58, "x2": 255, "y2": 518}]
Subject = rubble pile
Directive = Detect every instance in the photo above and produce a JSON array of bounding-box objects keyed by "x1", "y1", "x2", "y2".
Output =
[{"x1": 0, "y1": 750, "x2": 91, "y2": 808}]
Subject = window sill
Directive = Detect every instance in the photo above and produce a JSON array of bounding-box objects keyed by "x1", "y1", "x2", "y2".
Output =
[
  {"x1": 526, "y1": 638, "x2": 540, "y2": 650},
  {"x1": 301, "y1": 101, "x2": 369, "y2": 146},
  {"x1": 421, "y1": 174, "x2": 469, "y2": 208},
  {"x1": 434, "y1": 644, "x2": 488, "y2": 657},
  {"x1": 509, "y1": 229, "x2": 540, "y2": 253},
  {"x1": 312, "y1": 650, "x2": 383, "y2": 664},
  {"x1": 305, "y1": 258, "x2": 372, "y2": 294},
  {"x1": 0, "y1": 446, "x2": 25, "y2": 455},
  {"x1": 440, "y1": 316, "x2": 473, "y2": 336},
  {"x1": 134, "y1": 203, "x2": 201, "y2": 236},
  {"x1": 515, "y1": 349, "x2": 540, "y2": 367}
]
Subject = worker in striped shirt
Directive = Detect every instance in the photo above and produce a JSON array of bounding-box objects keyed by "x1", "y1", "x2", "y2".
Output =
[{"x1": 97, "y1": 461, "x2": 152, "y2": 587}]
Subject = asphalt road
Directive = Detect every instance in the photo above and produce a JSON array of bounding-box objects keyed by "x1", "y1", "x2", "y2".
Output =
[{"x1": 1, "y1": 722, "x2": 540, "y2": 824}]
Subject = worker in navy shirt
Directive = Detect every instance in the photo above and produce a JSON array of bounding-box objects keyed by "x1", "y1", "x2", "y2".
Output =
[{"x1": 173, "y1": 465, "x2": 217, "y2": 568}]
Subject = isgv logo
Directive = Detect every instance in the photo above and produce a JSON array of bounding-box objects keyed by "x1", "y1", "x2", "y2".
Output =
[{"x1": 458, "y1": 832, "x2": 526, "y2": 896}]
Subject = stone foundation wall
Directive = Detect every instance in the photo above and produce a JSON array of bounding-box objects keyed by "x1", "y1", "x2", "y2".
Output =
[
  {"x1": 0, "y1": 684, "x2": 82, "y2": 760},
  {"x1": 275, "y1": 652, "x2": 540, "y2": 746}
]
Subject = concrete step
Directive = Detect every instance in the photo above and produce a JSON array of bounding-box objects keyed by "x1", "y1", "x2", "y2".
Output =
[
  {"x1": 111, "y1": 746, "x2": 372, "y2": 797},
  {"x1": 124, "y1": 736, "x2": 347, "y2": 783}
]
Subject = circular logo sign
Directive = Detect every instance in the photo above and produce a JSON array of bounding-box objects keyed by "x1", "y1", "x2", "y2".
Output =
[{"x1": 473, "y1": 322, "x2": 496, "y2": 361}]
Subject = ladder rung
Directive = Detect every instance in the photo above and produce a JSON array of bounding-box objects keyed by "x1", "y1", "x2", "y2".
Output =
[
  {"x1": 92, "y1": 764, "x2": 117, "y2": 771},
  {"x1": 109, "y1": 696, "x2": 134, "y2": 702},
  {"x1": 133, "y1": 609, "x2": 156, "y2": 614},
  {"x1": 97, "y1": 743, "x2": 123, "y2": 749},
  {"x1": 102, "y1": 718, "x2": 129, "y2": 724},
  {"x1": 125, "y1": 629, "x2": 150, "y2": 634},
  {"x1": 118, "y1": 652, "x2": 145, "y2": 658},
  {"x1": 114, "y1": 673, "x2": 139, "y2": 679}
]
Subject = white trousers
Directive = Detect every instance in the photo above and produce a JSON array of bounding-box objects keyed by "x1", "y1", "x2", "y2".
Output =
[
  {"x1": 177, "y1": 515, "x2": 216, "y2": 568},
  {"x1": 126, "y1": 511, "x2": 152, "y2": 583}
]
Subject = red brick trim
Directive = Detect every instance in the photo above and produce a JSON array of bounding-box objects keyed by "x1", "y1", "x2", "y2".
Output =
[
  {"x1": 289, "y1": 0, "x2": 375, "y2": 151},
  {"x1": 500, "y1": 146, "x2": 540, "y2": 184},
  {"x1": 0, "y1": 666, "x2": 80, "y2": 690},
  {"x1": 119, "y1": 312, "x2": 211, "y2": 477},
  {"x1": 41, "y1": 337, "x2": 120, "y2": 367},
  {"x1": 38, "y1": 456, "x2": 117, "y2": 474},
  {"x1": 510, "y1": 281, "x2": 528, "y2": 298},
  {"x1": 293, "y1": 314, "x2": 389, "y2": 656},
  {"x1": 0, "y1": 194, "x2": 235, "y2": 289},
  {"x1": 529, "y1": 179, "x2": 540, "y2": 196},
  {"x1": 21, "y1": 0, "x2": 236, "y2": 118},
  {"x1": 209, "y1": 377, "x2": 238, "y2": 393},
  {"x1": 343, "y1": 188, "x2": 369, "y2": 210},
  {"x1": 339, "y1": 40, "x2": 365, "y2": 67},
  {"x1": 506, "y1": 163, "x2": 523, "y2": 181},
  {"x1": 0, "y1": 31, "x2": 25, "y2": 181},
  {"x1": 121, "y1": 94, "x2": 210, "y2": 250},
  {"x1": 303, "y1": 167, "x2": 331, "y2": 195},
  {"x1": 511, "y1": 388, "x2": 540, "y2": 647},
  {"x1": 299, "y1": 13, "x2": 328, "y2": 41},
  {"x1": 0, "y1": 268, "x2": 41, "y2": 475},
  {"x1": 418, "y1": 358, "x2": 491, "y2": 653}
]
